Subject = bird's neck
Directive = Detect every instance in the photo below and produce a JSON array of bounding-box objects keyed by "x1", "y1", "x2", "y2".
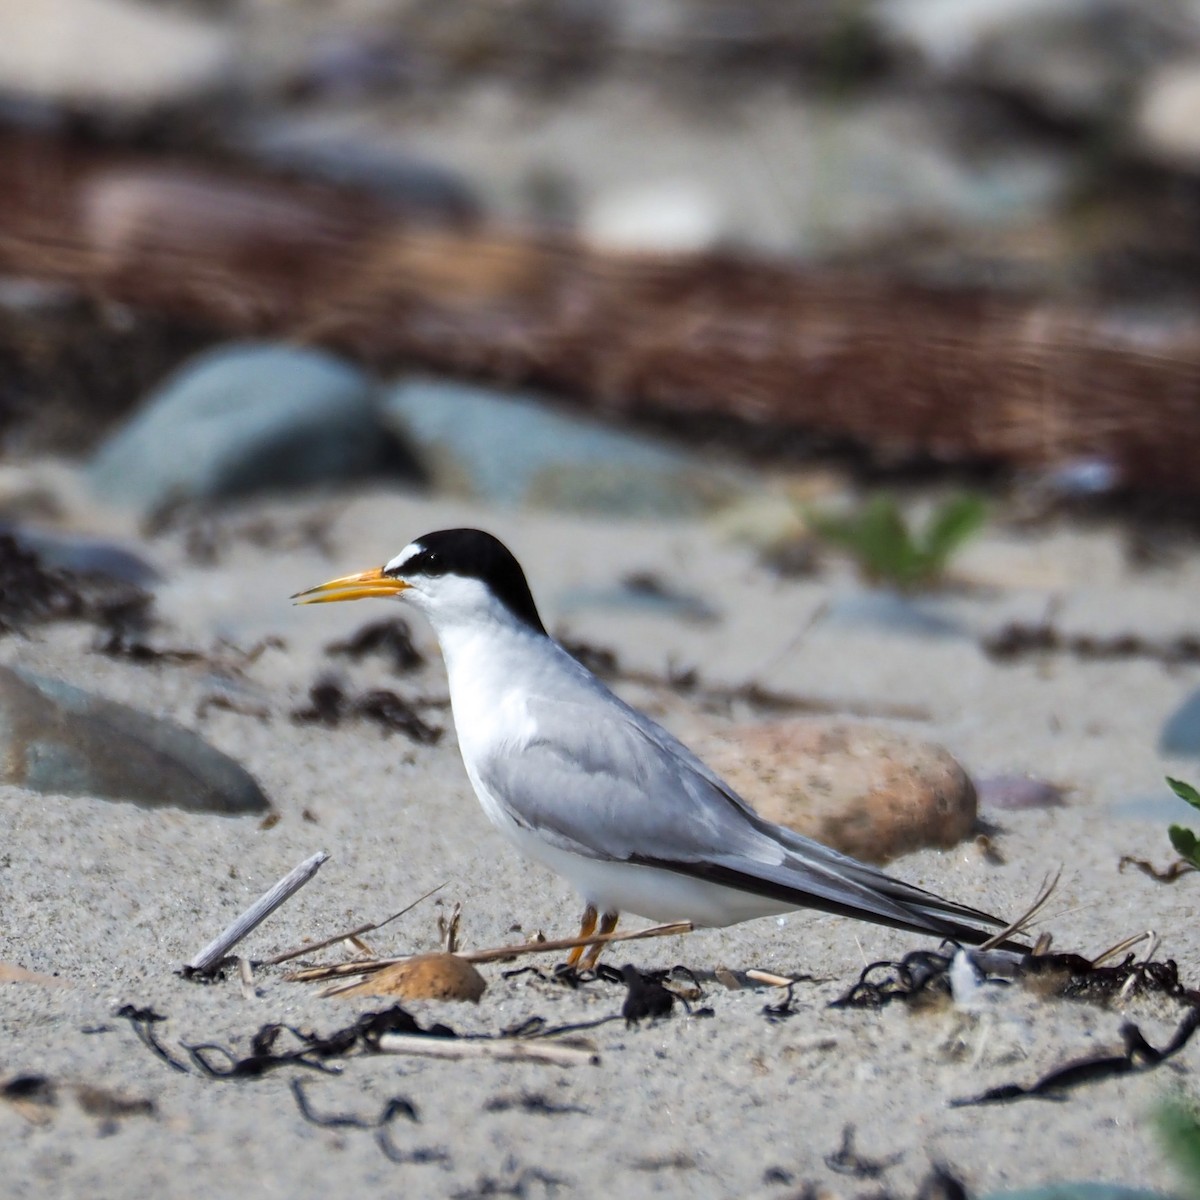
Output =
[
  {"x1": 434, "y1": 611, "x2": 551, "y2": 764},
  {"x1": 434, "y1": 608, "x2": 549, "y2": 692}
]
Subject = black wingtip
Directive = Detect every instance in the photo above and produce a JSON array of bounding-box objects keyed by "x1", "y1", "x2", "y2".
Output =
[{"x1": 627, "y1": 854, "x2": 1023, "y2": 949}]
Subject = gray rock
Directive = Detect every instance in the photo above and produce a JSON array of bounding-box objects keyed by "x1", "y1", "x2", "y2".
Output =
[
  {"x1": 0, "y1": 664, "x2": 269, "y2": 814},
  {"x1": 0, "y1": 523, "x2": 160, "y2": 587},
  {"x1": 824, "y1": 589, "x2": 966, "y2": 639},
  {"x1": 982, "y1": 1186, "x2": 1176, "y2": 1200},
  {"x1": 1139, "y1": 61, "x2": 1200, "y2": 170},
  {"x1": 1159, "y1": 687, "x2": 1200, "y2": 756},
  {"x1": 975, "y1": 774, "x2": 1068, "y2": 810},
  {"x1": 89, "y1": 343, "x2": 399, "y2": 513},
  {"x1": 557, "y1": 573, "x2": 720, "y2": 624},
  {"x1": 879, "y1": 0, "x2": 1171, "y2": 123},
  {"x1": 1110, "y1": 789, "x2": 1200, "y2": 824},
  {"x1": 383, "y1": 377, "x2": 743, "y2": 516},
  {"x1": 236, "y1": 115, "x2": 479, "y2": 218}
]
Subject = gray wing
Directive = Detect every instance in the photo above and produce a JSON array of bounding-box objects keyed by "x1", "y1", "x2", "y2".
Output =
[{"x1": 478, "y1": 692, "x2": 1010, "y2": 944}]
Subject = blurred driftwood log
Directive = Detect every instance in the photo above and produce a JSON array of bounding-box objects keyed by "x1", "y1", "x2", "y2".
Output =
[{"x1": 2, "y1": 130, "x2": 1200, "y2": 495}]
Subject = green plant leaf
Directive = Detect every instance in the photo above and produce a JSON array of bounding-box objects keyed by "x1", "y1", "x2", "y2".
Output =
[
  {"x1": 854, "y1": 496, "x2": 921, "y2": 586},
  {"x1": 807, "y1": 492, "x2": 986, "y2": 590},
  {"x1": 1169, "y1": 824, "x2": 1200, "y2": 868},
  {"x1": 920, "y1": 495, "x2": 987, "y2": 569},
  {"x1": 808, "y1": 496, "x2": 928, "y2": 588},
  {"x1": 1168, "y1": 777, "x2": 1200, "y2": 811},
  {"x1": 1157, "y1": 1099, "x2": 1200, "y2": 1196}
]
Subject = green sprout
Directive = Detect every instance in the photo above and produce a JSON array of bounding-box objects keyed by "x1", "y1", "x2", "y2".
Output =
[
  {"x1": 1158, "y1": 1098, "x2": 1200, "y2": 1199},
  {"x1": 1166, "y1": 777, "x2": 1200, "y2": 870},
  {"x1": 806, "y1": 493, "x2": 987, "y2": 591}
]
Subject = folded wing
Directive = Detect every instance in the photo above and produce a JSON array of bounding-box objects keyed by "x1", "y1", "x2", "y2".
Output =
[{"x1": 479, "y1": 693, "x2": 1011, "y2": 945}]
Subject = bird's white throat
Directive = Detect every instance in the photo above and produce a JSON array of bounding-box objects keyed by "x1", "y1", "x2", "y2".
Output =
[{"x1": 429, "y1": 597, "x2": 549, "y2": 761}]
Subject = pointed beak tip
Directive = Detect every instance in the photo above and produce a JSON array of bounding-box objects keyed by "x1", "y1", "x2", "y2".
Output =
[{"x1": 290, "y1": 566, "x2": 409, "y2": 606}]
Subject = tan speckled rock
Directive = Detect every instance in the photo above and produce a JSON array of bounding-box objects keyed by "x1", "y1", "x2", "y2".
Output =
[
  {"x1": 698, "y1": 719, "x2": 976, "y2": 864},
  {"x1": 335, "y1": 953, "x2": 486, "y2": 1003}
]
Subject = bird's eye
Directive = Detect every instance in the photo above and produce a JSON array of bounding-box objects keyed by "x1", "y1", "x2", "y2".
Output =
[{"x1": 400, "y1": 549, "x2": 444, "y2": 578}]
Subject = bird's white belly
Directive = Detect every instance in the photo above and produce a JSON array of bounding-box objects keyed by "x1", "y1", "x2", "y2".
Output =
[{"x1": 473, "y1": 777, "x2": 793, "y2": 928}]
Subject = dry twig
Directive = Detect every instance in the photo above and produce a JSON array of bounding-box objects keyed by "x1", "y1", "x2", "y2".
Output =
[
  {"x1": 981, "y1": 870, "x2": 1059, "y2": 951},
  {"x1": 745, "y1": 969, "x2": 796, "y2": 988},
  {"x1": 184, "y1": 851, "x2": 329, "y2": 976},
  {"x1": 376, "y1": 1034, "x2": 599, "y2": 1067},
  {"x1": 262, "y1": 882, "x2": 446, "y2": 966},
  {"x1": 285, "y1": 921, "x2": 693, "y2": 984}
]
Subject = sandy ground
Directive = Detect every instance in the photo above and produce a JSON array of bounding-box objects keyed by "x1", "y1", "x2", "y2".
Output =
[{"x1": 3, "y1": 479, "x2": 1200, "y2": 1199}]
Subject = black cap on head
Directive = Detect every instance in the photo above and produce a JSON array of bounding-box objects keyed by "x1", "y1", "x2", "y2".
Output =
[{"x1": 387, "y1": 528, "x2": 547, "y2": 634}]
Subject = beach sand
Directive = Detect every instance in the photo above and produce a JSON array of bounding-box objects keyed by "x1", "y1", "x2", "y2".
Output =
[{"x1": 3, "y1": 479, "x2": 1199, "y2": 1198}]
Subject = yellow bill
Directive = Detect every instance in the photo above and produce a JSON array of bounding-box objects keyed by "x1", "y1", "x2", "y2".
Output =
[{"x1": 291, "y1": 566, "x2": 410, "y2": 605}]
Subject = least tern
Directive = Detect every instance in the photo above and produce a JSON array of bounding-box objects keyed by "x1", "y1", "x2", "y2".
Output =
[{"x1": 296, "y1": 528, "x2": 1014, "y2": 966}]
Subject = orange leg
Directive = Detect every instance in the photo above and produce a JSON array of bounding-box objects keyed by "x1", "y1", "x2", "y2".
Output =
[
  {"x1": 565, "y1": 904, "x2": 597, "y2": 966},
  {"x1": 580, "y1": 911, "x2": 619, "y2": 969}
]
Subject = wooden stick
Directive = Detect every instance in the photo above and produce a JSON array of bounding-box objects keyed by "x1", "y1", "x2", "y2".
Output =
[
  {"x1": 284, "y1": 920, "x2": 693, "y2": 982},
  {"x1": 376, "y1": 1034, "x2": 599, "y2": 1067},
  {"x1": 1089, "y1": 930, "x2": 1152, "y2": 968},
  {"x1": 184, "y1": 851, "x2": 330, "y2": 975},
  {"x1": 237, "y1": 957, "x2": 258, "y2": 1001},
  {"x1": 745, "y1": 969, "x2": 796, "y2": 988},
  {"x1": 262, "y1": 882, "x2": 446, "y2": 966},
  {"x1": 288, "y1": 958, "x2": 388, "y2": 983},
  {"x1": 458, "y1": 920, "x2": 692, "y2": 964}
]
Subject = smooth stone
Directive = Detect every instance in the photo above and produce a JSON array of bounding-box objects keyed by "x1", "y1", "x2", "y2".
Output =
[
  {"x1": 982, "y1": 1186, "x2": 1176, "y2": 1200},
  {"x1": 1109, "y1": 791, "x2": 1200, "y2": 825},
  {"x1": 1038, "y1": 456, "x2": 1123, "y2": 499},
  {"x1": 1137, "y1": 61, "x2": 1200, "y2": 170},
  {"x1": 1159, "y1": 687, "x2": 1200, "y2": 756},
  {"x1": 879, "y1": 0, "x2": 1160, "y2": 122},
  {"x1": 237, "y1": 115, "x2": 478, "y2": 217},
  {"x1": 0, "y1": 664, "x2": 269, "y2": 814},
  {"x1": 0, "y1": 0, "x2": 232, "y2": 111},
  {"x1": 0, "y1": 523, "x2": 159, "y2": 586},
  {"x1": 88, "y1": 343, "x2": 399, "y2": 513},
  {"x1": 383, "y1": 377, "x2": 742, "y2": 517},
  {"x1": 975, "y1": 775, "x2": 1067, "y2": 810},
  {"x1": 582, "y1": 179, "x2": 724, "y2": 253},
  {"x1": 556, "y1": 576, "x2": 720, "y2": 625},
  {"x1": 824, "y1": 590, "x2": 966, "y2": 639},
  {"x1": 699, "y1": 719, "x2": 976, "y2": 863}
]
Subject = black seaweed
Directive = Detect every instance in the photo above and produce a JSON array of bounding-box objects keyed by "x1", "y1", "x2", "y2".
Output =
[
  {"x1": 952, "y1": 1008, "x2": 1200, "y2": 1107},
  {"x1": 291, "y1": 676, "x2": 442, "y2": 743},
  {"x1": 326, "y1": 617, "x2": 424, "y2": 673}
]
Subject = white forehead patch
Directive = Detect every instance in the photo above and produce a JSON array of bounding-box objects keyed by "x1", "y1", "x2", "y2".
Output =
[{"x1": 384, "y1": 541, "x2": 423, "y2": 575}]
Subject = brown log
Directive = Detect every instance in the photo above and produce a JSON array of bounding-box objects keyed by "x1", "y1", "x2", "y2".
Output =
[{"x1": 2, "y1": 129, "x2": 1200, "y2": 495}]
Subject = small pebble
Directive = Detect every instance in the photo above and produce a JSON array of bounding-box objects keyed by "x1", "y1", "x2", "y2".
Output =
[{"x1": 975, "y1": 775, "x2": 1068, "y2": 810}]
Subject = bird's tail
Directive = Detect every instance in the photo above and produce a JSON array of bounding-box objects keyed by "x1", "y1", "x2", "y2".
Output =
[{"x1": 639, "y1": 834, "x2": 1027, "y2": 952}]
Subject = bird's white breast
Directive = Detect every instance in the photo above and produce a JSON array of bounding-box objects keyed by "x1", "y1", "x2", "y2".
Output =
[{"x1": 436, "y1": 618, "x2": 541, "y2": 826}]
